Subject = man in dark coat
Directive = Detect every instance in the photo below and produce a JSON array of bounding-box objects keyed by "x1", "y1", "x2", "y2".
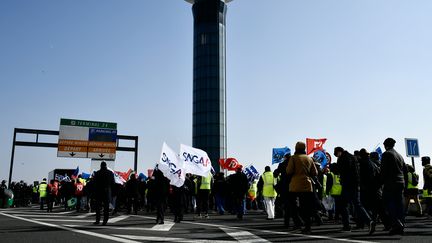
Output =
[
  {"x1": 153, "y1": 168, "x2": 170, "y2": 224},
  {"x1": 229, "y1": 168, "x2": 249, "y2": 219},
  {"x1": 334, "y1": 147, "x2": 375, "y2": 234},
  {"x1": 381, "y1": 138, "x2": 407, "y2": 235},
  {"x1": 125, "y1": 173, "x2": 140, "y2": 215},
  {"x1": 93, "y1": 161, "x2": 115, "y2": 225}
]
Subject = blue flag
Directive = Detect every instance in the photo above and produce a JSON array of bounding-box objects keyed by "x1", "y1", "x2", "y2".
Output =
[
  {"x1": 272, "y1": 147, "x2": 291, "y2": 164},
  {"x1": 375, "y1": 147, "x2": 383, "y2": 160},
  {"x1": 138, "y1": 173, "x2": 148, "y2": 181},
  {"x1": 313, "y1": 150, "x2": 328, "y2": 169},
  {"x1": 244, "y1": 165, "x2": 260, "y2": 184},
  {"x1": 81, "y1": 172, "x2": 91, "y2": 180}
]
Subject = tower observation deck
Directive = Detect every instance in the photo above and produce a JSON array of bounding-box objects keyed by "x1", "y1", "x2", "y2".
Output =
[{"x1": 185, "y1": 0, "x2": 232, "y2": 172}]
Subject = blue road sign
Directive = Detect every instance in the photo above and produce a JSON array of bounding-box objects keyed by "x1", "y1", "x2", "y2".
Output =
[{"x1": 405, "y1": 138, "x2": 420, "y2": 157}]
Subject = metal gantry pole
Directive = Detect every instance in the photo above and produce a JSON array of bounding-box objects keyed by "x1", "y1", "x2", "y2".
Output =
[
  {"x1": 134, "y1": 136, "x2": 138, "y2": 172},
  {"x1": 8, "y1": 128, "x2": 17, "y2": 187}
]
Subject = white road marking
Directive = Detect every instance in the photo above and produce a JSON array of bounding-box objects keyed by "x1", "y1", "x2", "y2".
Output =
[
  {"x1": 31, "y1": 218, "x2": 94, "y2": 222},
  {"x1": 220, "y1": 227, "x2": 269, "y2": 242},
  {"x1": 65, "y1": 223, "x2": 174, "y2": 232},
  {"x1": 180, "y1": 219, "x2": 377, "y2": 243},
  {"x1": 109, "y1": 215, "x2": 130, "y2": 223},
  {"x1": 75, "y1": 212, "x2": 94, "y2": 218},
  {"x1": 0, "y1": 212, "x2": 140, "y2": 243},
  {"x1": 149, "y1": 221, "x2": 175, "y2": 231},
  {"x1": 113, "y1": 234, "x2": 233, "y2": 243}
]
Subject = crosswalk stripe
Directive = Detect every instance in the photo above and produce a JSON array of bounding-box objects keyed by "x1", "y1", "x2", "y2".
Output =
[
  {"x1": 220, "y1": 227, "x2": 269, "y2": 242},
  {"x1": 109, "y1": 215, "x2": 130, "y2": 223},
  {"x1": 113, "y1": 234, "x2": 234, "y2": 243},
  {"x1": 75, "y1": 212, "x2": 94, "y2": 218},
  {"x1": 31, "y1": 218, "x2": 94, "y2": 222},
  {"x1": 64, "y1": 223, "x2": 174, "y2": 232}
]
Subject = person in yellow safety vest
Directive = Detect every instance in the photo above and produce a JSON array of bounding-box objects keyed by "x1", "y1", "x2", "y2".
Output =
[
  {"x1": 32, "y1": 182, "x2": 39, "y2": 204},
  {"x1": 38, "y1": 178, "x2": 48, "y2": 210},
  {"x1": 422, "y1": 156, "x2": 432, "y2": 217},
  {"x1": 325, "y1": 163, "x2": 342, "y2": 221},
  {"x1": 258, "y1": 166, "x2": 277, "y2": 220},
  {"x1": 404, "y1": 164, "x2": 422, "y2": 216},
  {"x1": 197, "y1": 173, "x2": 212, "y2": 218},
  {"x1": 248, "y1": 179, "x2": 258, "y2": 210}
]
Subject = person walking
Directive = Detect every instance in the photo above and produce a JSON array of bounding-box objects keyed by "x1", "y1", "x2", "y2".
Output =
[
  {"x1": 38, "y1": 178, "x2": 48, "y2": 210},
  {"x1": 334, "y1": 147, "x2": 375, "y2": 234},
  {"x1": 404, "y1": 164, "x2": 422, "y2": 216},
  {"x1": 229, "y1": 167, "x2": 249, "y2": 220},
  {"x1": 381, "y1": 138, "x2": 406, "y2": 235},
  {"x1": 286, "y1": 142, "x2": 318, "y2": 234},
  {"x1": 197, "y1": 173, "x2": 213, "y2": 218},
  {"x1": 74, "y1": 176, "x2": 84, "y2": 212},
  {"x1": 0, "y1": 180, "x2": 8, "y2": 208},
  {"x1": 258, "y1": 166, "x2": 277, "y2": 220},
  {"x1": 93, "y1": 161, "x2": 115, "y2": 225},
  {"x1": 422, "y1": 156, "x2": 432, "y2": 218},
  {"x1": 125, "y1": 173, "x2": 140, "y2": 215},
  {"x1": 46, "y1": 179, "x2": 58, "y2": 212},
  {"x1": 213, "y1": 172, "x2": 227, "y2": 215},
  {"x1": 153, "y1": 168, "x2": 170, "y2": 224}
]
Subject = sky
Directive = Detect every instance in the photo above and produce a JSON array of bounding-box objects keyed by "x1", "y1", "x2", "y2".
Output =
[{"x1": 1, "y1": 0, "x2": 432, "y2": 186}]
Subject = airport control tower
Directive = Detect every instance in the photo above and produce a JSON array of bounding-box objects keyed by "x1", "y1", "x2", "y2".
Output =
[{"x1": 185, "y1": 0, "x2": 232, "y2": 172}]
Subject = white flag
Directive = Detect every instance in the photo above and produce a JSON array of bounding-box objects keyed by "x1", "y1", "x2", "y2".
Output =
[
  {"x1": 158, "y1": 142, "x2": 185, "y2": 187},
  {"x1": 180, "y1": 144, "x2": 211, "y2": 177}
]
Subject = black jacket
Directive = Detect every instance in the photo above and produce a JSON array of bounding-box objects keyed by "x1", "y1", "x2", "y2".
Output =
[
  {"x1": 380, "y1": 148, "x2": 406, "y2": 187},
  {"x1": 93, "y1": 168, "x2": 115, "y2": 199},
  {"x1": 337, "y1": 151, "x2": 360, "y2": 189}
]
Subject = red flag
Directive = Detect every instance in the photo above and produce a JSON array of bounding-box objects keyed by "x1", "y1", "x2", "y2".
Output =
[
  {"x1": 306, "y1": 138, "x2": 327, "y2": 155},
  {"x1": 115, "y1": 169, "x2": 132, "y2": 181},
  {"x1": 219, "y1": 158, "x2": 242, "y2": 171}
]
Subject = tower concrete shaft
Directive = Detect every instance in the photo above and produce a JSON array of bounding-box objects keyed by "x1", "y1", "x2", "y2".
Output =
[{"x1": 187, "y1": 0, "x2": 230, "y2": 172}]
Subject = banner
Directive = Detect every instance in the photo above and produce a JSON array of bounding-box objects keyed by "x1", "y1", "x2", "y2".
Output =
[
  {"x1": 71, "y1": 166, "x2": 79, "y2": 179},
  {"x1": 313, "y1": 150, "x2": 329, "y2": 169},
  {"x1": 180, "y1": 144, "x2": 211, "y2": 177},
  {"x1": 306, "y1": 138, "x2": 327, "y2": 155},
  {"x1": 272, "y1": 147, "x2": 291, "y2": 164},
  {"x1": 159, "y1": 142, "x2": 186, "y2": 187},
  {"x1": 108, "y1": 167, "x2": 126, "y2": 185},
  {"x1": 244, "y1": 165, "x2": 260, "y2": 184},
  {"x1": 116, "y1": 169, "x2": 132, "y2": 181},
  {"x1": 81, "y1": 172, "x2": 91, "y2": 180},
  {"x1": 219, "y1": 158, "x2": 242, "y2": 171}
]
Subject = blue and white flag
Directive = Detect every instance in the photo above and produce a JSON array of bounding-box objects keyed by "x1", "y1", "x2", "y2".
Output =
[
  {"x1": 159, "y1": 143, "x2": 186, "y2": 187},
  {"x1": 180, "y1": 144, "x2": 211, "y2": 177},
  {"x1": 375, "y1": 147, "x2": 383, "y2": 160},
  {"x1": 313, "y1": 150, "x2": 328, "y2": 169},
  {"x1": 244, "y1": 165, "x2": 260, "y2": 184},
  {"x1": 272, "y1": 147, "x2": 291, "y2": 164}
]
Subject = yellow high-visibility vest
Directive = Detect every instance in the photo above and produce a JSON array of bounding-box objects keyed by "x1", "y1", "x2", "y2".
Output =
[
  {"x1": 38, "y1": 183, "x2": 48, "y2": 198},
  {"x1": 329, "y1": 172, "x2": 342, "y2": 196},
  {"x1": 200, "y1": 174, "x2": 212, "y2": 190},
  {"x1": 407, "y1": 172, "x2": 418, "y2": 189},
  {"x1": 322, "y1": 174, "x2": 327, "y2": 198},
  {"x1": 248, "y1": 181, "x2": 258, "y2": 200},
  {"x1": 262, "y1": 171, "x2": 277, "y2": 198}
]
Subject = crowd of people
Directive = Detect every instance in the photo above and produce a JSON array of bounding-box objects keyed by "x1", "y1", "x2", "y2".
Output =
[{"x1": 2, "y1": 137, "x2": 432, "y2": 237}]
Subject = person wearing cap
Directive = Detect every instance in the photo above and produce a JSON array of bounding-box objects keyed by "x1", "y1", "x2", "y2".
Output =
[
  {"x1": 334, "y1": 147, "x2": 375, "y2": 234},
  {"x1": 422, "y1": 156, "x2": 432, "y2": 217},
  {"x1": 381, "y1": 138, "x2": 406, "y2": 235},
  {"x1": 286, "y1": 142, "x2": 318, "y2": 234},
  {"x1": 38, "y1": 178, "x2": 48, "y2": 210},
  {"x1": 93, "y1": 161, "x2": 115, "y2": 225}
]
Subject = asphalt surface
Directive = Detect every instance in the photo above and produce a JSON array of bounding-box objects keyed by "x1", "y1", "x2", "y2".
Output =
[{"x1": 1, "y1": 205, "x2": 431, "y2": 242}]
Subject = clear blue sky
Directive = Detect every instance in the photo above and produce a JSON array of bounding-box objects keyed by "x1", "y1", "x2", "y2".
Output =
[{"x1": 1, "y1": 0, "x2": 432, "y2": 185}]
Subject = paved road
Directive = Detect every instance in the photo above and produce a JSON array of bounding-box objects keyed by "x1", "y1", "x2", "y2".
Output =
[{"x1": 1, "y1": 206, "x2": 431, "y2": 242}]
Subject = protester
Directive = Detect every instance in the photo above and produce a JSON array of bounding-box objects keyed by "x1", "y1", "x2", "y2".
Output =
[
  {"x1": 381, "y1": 138, "x2": 406, "y2": 235},
  {"x1": 172, "y1": 184, "x2": 186, "y2": 223},
  {"x1": 404, "y1": 164, "x2": 421, "y2": 216},
  {"x1": 422, "y1": 156, "x2": 432, "y2": 218},
  {"x1": 38, "y1": 178, "x2": 48, "y2": 210},
  {"x1": 74, "y1": 176, "x2": 84, "y2": 212},
  {"x1": 334, "y1": 147, "x2": 375, "y2": 234},
  {"x1": 286, "y1": 142, "x2": 318, "y2": 234},
  {"x1": 326, "y1": 163, "x2": 342, "y2": 221},
  {"x1": 213, "y1": 172, "x2": 227, "y2": 215},
  {"x1": 228, "y1": 167, "x2": 249, "y2": 220},
  {"x1": 93, "y1": 161, "x2": 115, "y2": 225},
  {"x1": 153, "y1": 168, "x2": 170, "y2": 224},
  {"x1": 0, "y1": 180, "x2": 7, "y2": 208},
  {"x1": 46, "y1": 179, "x2": 57, "y2": 212},
  {"x1": 196, "y1": 173, "x2": 212, "y2": 219},
  {"x1": 276, "y1": 153, "x2": 298, "y2": 227},
  {"x1": 125, "y1": 173, "x2": 140, "y2": 215},
  {"x1": 258, "y1": 166, "x2": 277, "y2": 220}
]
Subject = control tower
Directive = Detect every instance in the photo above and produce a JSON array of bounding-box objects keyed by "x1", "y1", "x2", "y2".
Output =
[{"x1": 185, "y1": 0, "x2": 232, "y2": 172}]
